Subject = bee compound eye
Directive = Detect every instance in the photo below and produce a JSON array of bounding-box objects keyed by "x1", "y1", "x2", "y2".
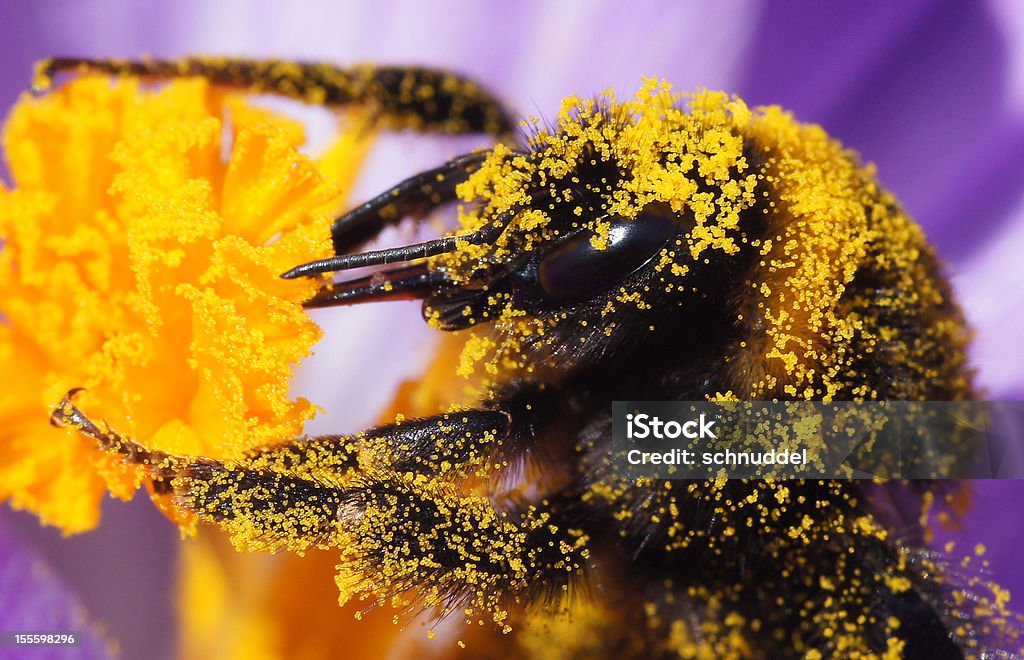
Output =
[{"x1": 537, "y1": 207, "x2": 677, "y2": 302}]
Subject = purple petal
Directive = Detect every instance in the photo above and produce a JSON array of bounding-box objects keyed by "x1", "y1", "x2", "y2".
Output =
[
  {"x1": 0, "y1": 499, "x2": 179, "y2": 660},
  {"x1": 932, "y1": 482, "x2": 1024, "y2": 616},
  {"x1": 0, "y1": 514, "x2": 111, "y2": 659},
  {"x1": 736, "y1": 1, "x2": 1024, "y2": 263},
  {"x1": 955, "y1": 208, "x2": 1024, "y2": 398}
]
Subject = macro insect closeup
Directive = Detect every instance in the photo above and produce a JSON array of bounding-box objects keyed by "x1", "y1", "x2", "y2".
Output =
[{"x1": 3, "y1": 52, "x2": 1021, "y2": 659}]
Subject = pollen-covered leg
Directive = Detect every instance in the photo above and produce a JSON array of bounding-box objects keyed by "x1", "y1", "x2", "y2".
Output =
[
  {"x1": 52, "y1": 393, "x2": 513, "y2": 554},
  {"x1": 327, "y1": 151, "x2": 492, "y2": 256},
  {"x1": 51, "y1": 394, "x2": 350, "y2": 552},
  {"x1": 54, "y1": 391, "x2": 583, "y2": 622},
  {"x1": 33, "y1": 56, "x2": 516, "y2": 138},
  {"x1": 173, "y1": 461, "x2": 351, "y2": 553},
  {"x1": 51, "y1": 391, "x2": 178, "y2": 469},
  {"x1": 237, "y1": 407, "x2": 510, "y2": 478},
  {"x1": 334, "y1": 479, "x2": 590, "y2": 631},
  {"x1": 359, "y1": 408, "x2": 511, "y2": 474}
]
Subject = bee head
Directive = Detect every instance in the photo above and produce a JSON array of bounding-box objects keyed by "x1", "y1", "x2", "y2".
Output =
[
  {"x1": 429, "y1": 87, "x2": 755, "y2": 315},
  {"x1": 419, "y1": 85, "x2": 765, "y2": 380},
  {"x1": 287, "y1": 84, "x2": 766, "y2": 378}
]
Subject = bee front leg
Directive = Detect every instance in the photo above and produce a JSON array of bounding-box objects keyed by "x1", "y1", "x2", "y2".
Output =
[
  {"x1": 52, "y1": 395, "x2": 355, "y2": 552},
  {"x1": 234, "y1": 407, "x2": 512, "y2": 480},
  {"x1": 32, "y1": 56, "x2": 524, "y2": 269},
  {"x1": 51, "y1": 393, "x2": 516, "y2": 540},
  {"x1": 53, "y1": 393, "x2": 585, "y2": 623}
]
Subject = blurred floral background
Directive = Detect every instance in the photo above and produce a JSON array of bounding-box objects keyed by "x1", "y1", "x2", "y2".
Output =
[{"x1": 1, "y1": 1, "x2": 1023, "y2": 658}]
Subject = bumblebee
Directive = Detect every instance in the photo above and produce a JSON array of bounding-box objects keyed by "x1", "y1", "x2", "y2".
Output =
[{"x1": 39, "y1": 57, "x2": 1015, "y2": 658}]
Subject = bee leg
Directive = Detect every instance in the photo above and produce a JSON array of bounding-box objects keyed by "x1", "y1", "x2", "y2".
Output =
[
  {"x1": 32, "y1": 57, "x2": 522, "y2": 267},
  {"x1": 52, "y1": 395, "x2": 352, "y2": 552},
  {"x1": 283, "y1": 154, "x2": 518, "y2": 280},
  {"x1": 53, "y1": 391, "x2": 582, "y2": 620},
  {"x1": 32, "y1": 57, "x2": 516, "y2": 139},
  {"x1": 359, "y1": 408, "x2": 512, "y2": 473},
  {"x1": 319, "y1": 402, "x2": 589, "y2": 621},
  {"x1": 51, "y1": 394, "x2": 513, "y2": 552},
  {"x1": 327, "y1": 150, "x2": 491, "y2": 255},
  {"x1": 53, "y1": 391, "x2": 513, "y2": 482},
  {"x1": 232, "y1": 408, "x2": 510, "y2": 479},
  {"x1": 334, "y1": 479, "x2": 589, "y2": 625}
]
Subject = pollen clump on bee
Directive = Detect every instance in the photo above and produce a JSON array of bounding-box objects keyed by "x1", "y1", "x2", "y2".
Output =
[{"x1": 0, "y1": 76, "x2": 369, "y2": 533}]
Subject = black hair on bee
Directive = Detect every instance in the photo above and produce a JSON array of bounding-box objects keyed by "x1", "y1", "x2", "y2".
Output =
[{"x1": 41, "y1": 57, "x2": 1020, "y2": 658}]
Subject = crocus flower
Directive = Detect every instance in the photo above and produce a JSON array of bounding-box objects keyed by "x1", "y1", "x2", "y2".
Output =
[{"x1": 1, "y1": 2, "x2": 1023, "y2": 658}]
